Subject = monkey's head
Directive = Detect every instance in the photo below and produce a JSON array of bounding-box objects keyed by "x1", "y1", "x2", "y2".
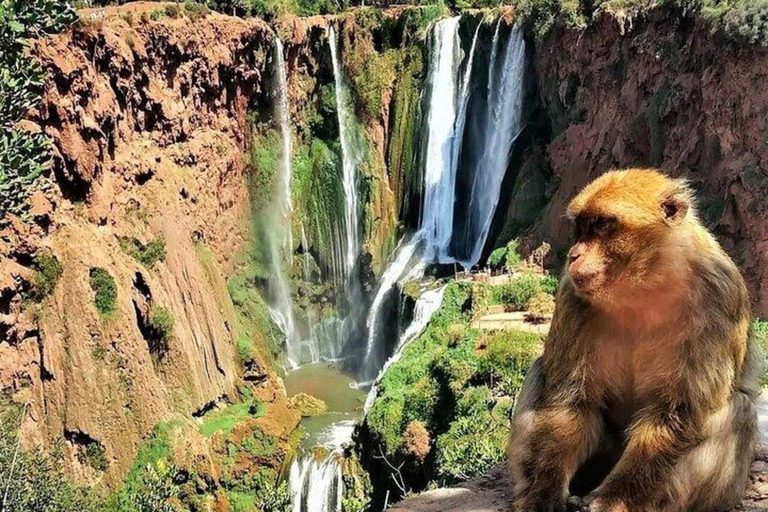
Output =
[{"x1": 565, "y1": 169, "x2": 694, "y2": 301}]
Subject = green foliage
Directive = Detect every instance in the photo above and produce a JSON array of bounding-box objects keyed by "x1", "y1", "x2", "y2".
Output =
[
  {"x1": 119, "y1": 236, "x2": 167, "y2": 268},
  {"x1": 491, "y1": 273, "x2": 550, "y2": 310},
  {"x1": 31, "y1": 250, "x2": 63, "y2": 299},
  {"x1": 198, "y1": 399, "x2": 266, "y2": 437},
  {"x1": 487, "y1": 246, "x2": 507, "y2": 269},
  {"x1": 752, "y1": 319, "x2": 768, "y2": 387},
  {"x1": 255, "y1": 482, "x2": 292, "y2": 512},
  {"x1": 147, "y1": 305, "x2": 174, "y2": 356},
  {"x1": 0, "y1": 0, "x2": 76, "y2": 217},
  {"x1": 504, "y1": 239, "x2": 523, "y2": 271},
  {"x1": 507, "y1": 0, "x2": 768, "y2": 47},
  {"x1": 476, "y1": 330, "x2": 542, "y2": 396},
  {"x1": 0, "y1": 401, "x2": 98, "y2": 511},
  {"x1": 109, "y1": 421, "x2": 181, "y2": 512},
  {"x1": 184, "y1": 1, "x2": 211, "y2": 19},
  {"x1": 365, "y1": 280, "x2": 543, "y2": 487},
  {"x1": 89, "y1": 267, "x2": 117, "y2": 317},
  {"x1": 75, "y1": 441, "x2": 108, "y2": 472}
]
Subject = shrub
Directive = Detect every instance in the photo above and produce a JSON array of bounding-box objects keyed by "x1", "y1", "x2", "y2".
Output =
[
  {"x1": 89, "y1": 267, "x2": 117, "y2": 316},
  {"x1": 435, "y1": 413, "x2": 506, "y2": 481},
  {"x1": 526, "y1": 292, "x2": 555, "y2": 322},
  {"x1": 120, "y1": 236, "x2": 167, "y2": 268},
  {"x1": 255, "y1": 482, "x2": 293, "y2": 512},
  {"x1": 477, "y1": 330, "x2": 543, "y2": 396},
  {"x1": 445, "y1": 323, "x2": 466, "y2": 347},
  {"x1": 31, "y1": 251, "x2": 63, "y2": 299},
  {"x1": 505, "y1": 239, "x2": 523, "y2": 271},
  {"x1": 487, "y1": 246, "x2": 507, "y2": 270},
  {"x1": 492, "y1": 273, "x2": 547, "y2": 310},
  {"x1": 164, "y1": 3, "x2": 183, "y2": 18},
  {"x1": 76, "y1": 441, "x2": 108, "y2": 472},
  {"x1": 184, "y1": 0, "x2": 210, "y2": 19},
  {"x1": 0, "y1": 401, "x2": 98, "y2": 511},
  {"x1": 147, "y1": 305, "x2": 174, "y2": 356},
  {"x1": 402, "y1": 421, "x2": 430, "y2": 463}
]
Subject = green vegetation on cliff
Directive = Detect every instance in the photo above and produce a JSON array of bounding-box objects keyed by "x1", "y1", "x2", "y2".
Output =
[
  {"x1": 0, "y1": 0, "x2": 77, "y2": 217},
  {"x1": 0, "y1": 400, "x2": 98, "y2": 512},
  {"x1": 361, "y1": 278, "x2": 551, "y2": 496},
  {"x1": 507, "y1": 0, "x2": 768, "y2": 46}
]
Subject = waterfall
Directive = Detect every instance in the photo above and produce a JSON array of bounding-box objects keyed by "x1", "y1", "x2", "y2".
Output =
[
  {"x1": 360, "y1": 232, "x2": 425, "y2": 383},
  {"x1": 270, "y1": 38, "x2": 298, "y2": 367},
  {"x1": 328, "y1": 26, "x2": 362, "y2": 281},
  {"x1": 454, "y1": 25, "x2": 526, "y2": 267},
  {"x1": 420, "y1": 17, "x2": 463, "y2": 264},
  {"x1": 289, "y1": 420, "x2": 356, "y2": 512},
  {"x1": 364, "y1": 285, "x2": 447, "y2": 413}
]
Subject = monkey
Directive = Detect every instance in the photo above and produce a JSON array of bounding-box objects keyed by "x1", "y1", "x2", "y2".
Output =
[{"x1": 507, "y1": 169, "x2": 760, "y2": 512}]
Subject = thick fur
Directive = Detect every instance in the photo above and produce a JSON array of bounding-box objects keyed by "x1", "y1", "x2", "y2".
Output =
[{"x1": 507, "y1": 169, "x2": 758, "y2": 512}]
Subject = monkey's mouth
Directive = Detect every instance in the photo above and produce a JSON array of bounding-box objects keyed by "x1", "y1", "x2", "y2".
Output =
[{"x1": 569, "y1": 271, "x2": 606, "y2": 296}]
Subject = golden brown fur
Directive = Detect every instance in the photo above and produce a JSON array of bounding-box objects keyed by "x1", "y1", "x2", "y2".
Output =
[{"x1": 507, "y1": 169, "x2": 759, "y2": 512}]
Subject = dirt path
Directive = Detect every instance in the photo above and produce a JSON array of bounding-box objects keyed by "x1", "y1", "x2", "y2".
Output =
[{"x1": 391, "y1": 394, "x2": 768, "y2": 512}]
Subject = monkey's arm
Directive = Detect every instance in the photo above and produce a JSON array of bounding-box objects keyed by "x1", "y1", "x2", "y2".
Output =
[
  {"x1": 511, "y1": 400, "x2": 603, "y2": 511},
  {"x1": 592, "y1": 333, "x2": 738, "y2": 510}
]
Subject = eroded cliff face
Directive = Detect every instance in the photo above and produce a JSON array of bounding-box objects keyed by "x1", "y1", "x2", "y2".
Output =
[
  {"x1": 1, "y1": 8, "x2": 302, "y2": 485},
  {"x1": 502, "y1": 9, "x2": 768, "y2": 315}
]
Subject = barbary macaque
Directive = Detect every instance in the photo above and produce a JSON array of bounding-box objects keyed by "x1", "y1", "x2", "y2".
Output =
[{"x1": 508, "y1": 169, "x2": 759, "y2": 512}]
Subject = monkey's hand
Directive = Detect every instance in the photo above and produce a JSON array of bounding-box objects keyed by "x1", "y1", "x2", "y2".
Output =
[{"x1": 591, "y1": 400, "x2": 702, "y2": 510}]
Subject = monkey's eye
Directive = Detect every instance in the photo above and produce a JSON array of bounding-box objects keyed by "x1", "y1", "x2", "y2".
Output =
[{"x1": 591, "y1": 216, "x2": 615, "y2": 236}]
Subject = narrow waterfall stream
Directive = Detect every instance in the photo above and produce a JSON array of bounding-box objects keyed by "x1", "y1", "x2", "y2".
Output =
[
  {"x1": 268, "y1": 38, "x2": 299, "y2": 367},
  {"x1": 328, "y1": 26, "x2": 362, "y2": 280},
  {"x1": 285, "y1": 17, "x2": 528, "y2": 512}
]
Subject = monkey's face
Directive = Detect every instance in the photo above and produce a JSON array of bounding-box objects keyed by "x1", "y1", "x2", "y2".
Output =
[{"x1": 566, "y1": 169, "x2": 692, "y2": 301}]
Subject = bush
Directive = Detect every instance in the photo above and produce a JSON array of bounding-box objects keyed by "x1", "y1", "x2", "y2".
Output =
[
  {"x1": 147, "y1": 305, "x2": 174, "y2": 356},
  {"x1": 505, "y1": 239, "x2": 523, "y2": 271},
  {"x1": 402, "y1": 421, "x2": 430, "y2": 463},
  {"x1": 76, "y1": 441, "x2": 109, "y2": 472},
  {"x1": 477, "y1": 330, "x2": 542, "y2": 396},
  {"x1": 164, "y1": 3, "x2": 182, "y2": 18},
  {"x1": 0, "y1": 401, "x2": 98, "y2": 511},
  {"x1": 184, "y1": 0, "x2": 210, "y2": 19},
  {"x1": 492, "y1": 273, "x2": 547, "y2": 310},
  {"x1": 89, "y1": 267, "x2": 117, "y2": 316},
  {"x1": 526, "y1": 292, "x2": 555, "y2": 322},
  {"x1": 255, "y1": 482, "x2": 293, "y2": 512},
  {"x1": 31, "y1": 251, "x2": 63, "y2": 299},
  {"x1": 487, "y1": 246, "x2": 507, "y2": 270},
  {"x1": 120, "y1": 236, "x2": 167, "y2": 268}
]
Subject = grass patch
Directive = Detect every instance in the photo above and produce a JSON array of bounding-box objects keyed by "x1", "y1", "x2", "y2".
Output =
[
  {"x1": 147, "y1": 305, "x2": 174, "y2": 357},
  {"x1": 31, "y1": 250, "x2": 63, "y2": 299},
  {"x1": 119, "y1": 236, "x2": 167, "y2": 269},
  {"x1": 199, "y1": 399, "x2": 266, "y2": 438},
  {"x1": 89, "y1": 267, "x2": 117, "y2": 317}
]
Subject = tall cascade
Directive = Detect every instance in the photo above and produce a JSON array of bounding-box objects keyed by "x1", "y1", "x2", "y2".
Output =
[
  {"x1": 420, "y1": 16, "x2": 463, "y2": 263},
  {"x1": 328, "y1": 26, "x2": 362, "y2": 281},
  {"x1": 453, "y1": 25, "x2": 526, "y2": 266},
  {"x1": 288, "y1": 18, "x2": 528, "y2": 512},
  {"x1": 269, "y1": 38, "x2": 298, "y2": 367}
]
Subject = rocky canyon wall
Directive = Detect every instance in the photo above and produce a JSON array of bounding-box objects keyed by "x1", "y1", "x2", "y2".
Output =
[{"x1": 499, "y1": 8, "x2": 768, "y2": 315}]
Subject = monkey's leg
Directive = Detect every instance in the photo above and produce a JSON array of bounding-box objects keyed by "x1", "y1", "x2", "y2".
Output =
[
  {"x1": 508, "y1": 359, "x2": 603, "y2": 512},
  {"x1": 666, "y1": 390, "x2": 757, "y2": 512}
]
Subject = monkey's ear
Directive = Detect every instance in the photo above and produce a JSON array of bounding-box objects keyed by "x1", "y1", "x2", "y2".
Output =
[{"x1": 661, "y1": 185, "x2": 690, "y2": 225}]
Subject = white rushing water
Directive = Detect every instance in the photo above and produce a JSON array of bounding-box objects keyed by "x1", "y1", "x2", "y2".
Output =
[
  {"x1": 289, "y1": 18, "x2": 528, "y2": 511},
  {"x1": 360, "y1": 232, "x2": 426, "y2": 382},
  {"x1": 271, "y1": 38, "x2": 298, "y2": 367},
  {"x1": 328, "y1": 26, "x2": 362, "y2": 281},
  {"x1": 364, "y1": 285, "x2": 447, "y2": 413},
  {"x1": 458, "y1": 25, "x2": 526, "y2": 267},
  {"x1": 421, "y1": 17, "x2": 463, "y2": 264}
]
